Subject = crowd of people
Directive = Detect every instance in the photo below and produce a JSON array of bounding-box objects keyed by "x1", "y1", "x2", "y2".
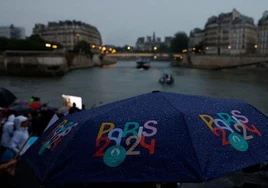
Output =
[
  {"x1": 0, "y1": 96, "x2": 84, "y2": 182},
  {"x1": 0, "y1": 104, "x2": 53, "y2": 164}
]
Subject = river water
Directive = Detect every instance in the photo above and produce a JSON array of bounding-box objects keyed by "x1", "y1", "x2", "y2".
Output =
[{"x1": 1, "y1": 61, "x2": 268, "y2": 115}]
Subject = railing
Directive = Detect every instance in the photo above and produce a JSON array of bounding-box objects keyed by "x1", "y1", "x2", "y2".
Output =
[{"x1": 2, "y1": 50, "x2": 65, "y2": 56}]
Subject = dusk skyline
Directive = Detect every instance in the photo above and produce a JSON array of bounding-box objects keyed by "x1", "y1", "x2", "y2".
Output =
[{"x1": 1, "y1": 0, "x2": 267, "y2": 46}]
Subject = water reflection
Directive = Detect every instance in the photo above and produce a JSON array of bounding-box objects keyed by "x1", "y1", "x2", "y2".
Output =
[{"x1": 0, "y1": 61, "x2": 267, "y2": 115}]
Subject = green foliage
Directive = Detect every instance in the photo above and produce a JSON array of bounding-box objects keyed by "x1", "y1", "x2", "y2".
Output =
[
  {"x1": 193, "y1": 40, "x2": 204, "y2": 53},
  {"x1": 170, "y1": 32, "x2": 189, "y2": 53},
  {"x1": 158, "y1": 43, "x2": 170, "y2": 53},
  {"x1": 0, "y1": 34, "x2": 63, "y2": 51},
  {"x1": 114, "y1": 46, "x2": 124, "y2": 53},
  {"x1": 28, "y1": 34, "x2": 46, "y2": 43},
  {"x1": 28, "y1": 34, "x2": 64, "y2": 49},
  {"x1": 73, "y1": 40, "x2": 92, "y2": 55},
  {"x1": 0, "y1": 37, "x2": 51, "y2": 51}
]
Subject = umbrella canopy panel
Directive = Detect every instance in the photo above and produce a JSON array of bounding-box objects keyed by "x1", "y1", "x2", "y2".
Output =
[
  {"x1": 0, "y1": 88, "x2": 17, "y2": 107},
  {"x1": 23, "y1": 92, "x2": 268, "y2": 184}
]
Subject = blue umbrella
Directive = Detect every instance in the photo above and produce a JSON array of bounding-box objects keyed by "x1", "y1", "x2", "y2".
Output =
[{"x1": 21, "y1": 91, "x2": 268, "y2": 184}]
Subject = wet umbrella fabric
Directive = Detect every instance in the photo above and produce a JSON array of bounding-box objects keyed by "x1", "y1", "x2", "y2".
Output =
[
  {"x1": 0, "y1": 88, "x2": 17, "y2": 107},
  {"x1": 9, "y1": 104, "x2": 33, "y2": 116},
  {"x1": 21, "y1": 91, "x2": 268, "y2": 184}
]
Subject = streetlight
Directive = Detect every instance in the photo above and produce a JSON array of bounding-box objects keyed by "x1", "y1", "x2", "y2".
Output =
[
  {"x1": 45, "y1": 43, "x2": 51, "y2": 47},
  {"x1": 127, "y1": 46, "x2": 131, "y2": 51},
  {"x1": 76, "y1": 33, "x2": 80, "y2": 42},
  {"x1": 153, "y1": 46, "x2": 157, "y2": 51},
  {"x1": 253, "y1": 44, "x2": 258, "y2": 54},
  {"x1": 228, "y1": 45, "x2": 232, "y2": 49},
  {"x1": 92, "y1": 44, "x2": 96, "y2": 49},
  {"x1": 52, "y1": 45, "x2": 58, "y2": 49}
]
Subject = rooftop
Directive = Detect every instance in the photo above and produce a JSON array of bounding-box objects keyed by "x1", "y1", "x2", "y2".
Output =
[
  {"x1": 34, "y1": 20, "x2": 99, "y2": 32},
  {"x1": 258, "y1": 11, "x2": 268, "y2": 26}
]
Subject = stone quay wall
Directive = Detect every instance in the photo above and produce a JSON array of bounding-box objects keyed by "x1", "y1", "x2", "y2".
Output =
[
  {"x1": 0, "y1": 51, "x2": 117, "y2": 76},
  {"x1": 174, "y1": 54, "x2": 268, "y2": 70}
]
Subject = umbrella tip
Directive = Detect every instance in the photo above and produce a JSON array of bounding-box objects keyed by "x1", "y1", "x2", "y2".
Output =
[{"x1": 152, "y1": 90, "x2": 160, "y2": 93}]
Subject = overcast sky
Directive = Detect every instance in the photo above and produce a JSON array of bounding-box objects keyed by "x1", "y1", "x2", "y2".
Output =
[{"x1": 1, "y1": 0, "x2": 267, "y2": 46}]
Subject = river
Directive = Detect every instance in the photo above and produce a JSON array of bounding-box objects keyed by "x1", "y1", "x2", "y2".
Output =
[{"x1": 1, "y1": 61, "x2": 268, "y2": 115}]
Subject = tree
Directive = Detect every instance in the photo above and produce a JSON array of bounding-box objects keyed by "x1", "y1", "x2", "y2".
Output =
[
  {"x1": 28, "y1": 34, "x2": 46, "y2": 43},
  {"x1": 0, "y1": 37, "x2": 8, "y2": 51},
  {"x1": 170, "y1": 32, "x2": 189, "y2": 53},
  {"x1": 193, "y1": 40, "x2": 204, "y2": 53},
  {"x1": 73, "y1": 40, "x2": 92, "y2": 55},
  {"x1": 73, "y1": 40, "x2": 93, "y2": 59},
  {"x1": 158, "y1": 43, "x2": 170, "y2": 53},
  {"x1": 114, "y1": 46, "x2": 124, "y2": 53},
  {"x1": 0, "y1": 38, "x2": 53, "y2": 51}
]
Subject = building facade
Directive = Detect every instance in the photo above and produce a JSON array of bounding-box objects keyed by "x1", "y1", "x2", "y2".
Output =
[
  {"x1": 164, "y1": 37, "x2": 173, "y2": 48},
  {"x1": 204, "y1": 9, "x2": 257, "y2": 55},
  {"x1": 33, "y1": 20, "x2": 102, "y2": 51},
  {"x1": 135, "y1": 32, "x2": 172, "y2": 52},
  {"x1": 135, "y1": 32, "x2": 161, "y2": 52},
  {"x1": 0, "y1": 25, "x2": 26, "y2": 39},
  {"x1": 230, "y1": 17, "x2": 257, "y2": 54},
  {"x1": 257, "y1": 11, "x2": 268, "y2": 55},
  {"x1": 136, "y1": 37, "x2": 146, "y2": 51},
  {"x1": 188, "y1": 28, "x2": 204, "y2": 51}
]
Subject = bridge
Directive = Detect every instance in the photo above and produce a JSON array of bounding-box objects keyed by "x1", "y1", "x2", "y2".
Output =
[
  {"x1": 106, "y1": 53, "x2": 182, "y2": 61},
  {"x1": 106, "y1": 53, "x2": 268, "y2": 70}
]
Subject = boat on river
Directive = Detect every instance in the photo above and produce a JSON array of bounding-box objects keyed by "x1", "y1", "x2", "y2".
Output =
[
  {"x1": 159, "y1": 74, "x2": 174, "y2": 85},
  {"x1": 136, "y1": 59, "x2": 150, "y2": 69}
]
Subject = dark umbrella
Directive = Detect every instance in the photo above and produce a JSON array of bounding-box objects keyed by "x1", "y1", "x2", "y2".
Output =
[
  {"x1": 15, "y1": 91, "x2": 268, "y2": 186},
  {"x1": 0, "y1": 88, "x2": 17, "y2": 108},
  {"x1": 9, "y1": 104, "x2": 33, "y2": 116}
]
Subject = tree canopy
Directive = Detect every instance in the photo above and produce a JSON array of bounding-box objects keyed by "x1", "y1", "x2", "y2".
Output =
[
  {"x1": 170, "y1": 32, "x2": 189, "y2": 53},
  {"x1": 73, "y1": 40, "x2": 92, "y2": 55},
  {"x1": 0, "y1": 37, "x2": 51, "y2": 51},
  {"x1": 28, "y1": 34, "x2": 46, "y2": 43},
  {"x1": 0, "y1": 34, "x2": 63, "y2": 51}
]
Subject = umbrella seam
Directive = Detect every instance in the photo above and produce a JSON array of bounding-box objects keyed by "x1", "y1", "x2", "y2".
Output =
[
  {"x1": 245, "y1": 103, "x2": 267, "y2": 165},
  {"x1": 41, "y1": 101, "x2": 140, "y2": 182},
  {"x1": 41, "y1": 118, "x2": 90, "y2": 183},
  {"x1": 160, "y1": 93, "x2": 204, "y2": 181}
]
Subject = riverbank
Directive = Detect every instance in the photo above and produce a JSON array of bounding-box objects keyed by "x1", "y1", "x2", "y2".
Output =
[
  {"x1": 171, "y1": 54, "x2": 268, "y2": 70},
  {"x1": 0, "y1": 51, "x2": 117, "y2": 77}
]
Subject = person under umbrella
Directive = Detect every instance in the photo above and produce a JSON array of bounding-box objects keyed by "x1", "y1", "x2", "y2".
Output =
[
  {"x1": 68, "y1": 102, "x2": 81, "y2": 114},
  {"x1": 33, "y1": 104, "x2": 55, "y2": 136},
  {"x1": 8, "y1": 116, "x2": 29, "y2": 158},
  {"x1": 0, "y1": 159, "x2": 16, "y2": 176},
  {"x1": 0, "y1": 113, "x2": 16, "y2": 155},
  {"x1": 29, "y1": 96, "x2": 41, "y2": 112},
  {"x1": 0, "y1": 107, "x2": 4, "y2": 125}
]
